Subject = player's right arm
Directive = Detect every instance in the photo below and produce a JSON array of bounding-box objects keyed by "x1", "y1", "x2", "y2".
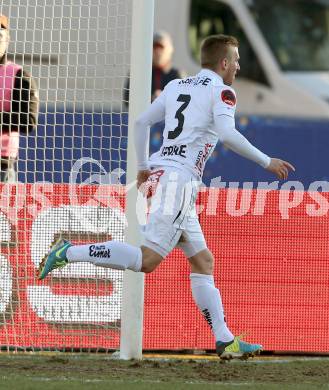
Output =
[{"x1": 134, "y1": 88, "x2": 167, "y2": 186}]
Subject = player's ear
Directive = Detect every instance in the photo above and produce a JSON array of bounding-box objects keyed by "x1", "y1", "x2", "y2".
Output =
[{"x1": 220, "y1": 57, "x2": 228, "y2": 70}]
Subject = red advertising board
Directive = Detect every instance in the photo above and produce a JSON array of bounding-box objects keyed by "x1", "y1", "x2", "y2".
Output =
[{"x1": 0, "y1": 184, "x2": 328, "y2": 353}]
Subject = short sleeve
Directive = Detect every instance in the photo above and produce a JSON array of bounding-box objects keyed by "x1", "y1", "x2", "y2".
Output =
[{"x1": 212, "y1": 86, "x2": 237, "y2": 118}]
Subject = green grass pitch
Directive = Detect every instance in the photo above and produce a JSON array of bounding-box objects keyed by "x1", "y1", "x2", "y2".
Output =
[{"x1": 0, "y1": 353, "x2": 328, "y2": 389}]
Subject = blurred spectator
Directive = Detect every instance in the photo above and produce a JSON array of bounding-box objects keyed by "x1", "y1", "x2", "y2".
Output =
[
  {"x1": 123, "y1": 30, "x2": 185, "y2": 105},
  {"x1": 0, "y1": 14, "x2": 39, "y2": 182}
]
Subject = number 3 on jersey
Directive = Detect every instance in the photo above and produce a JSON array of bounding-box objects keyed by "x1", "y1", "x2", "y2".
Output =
[{"x1": 168, "y1": 94, "x2": 191, "y2": 140}]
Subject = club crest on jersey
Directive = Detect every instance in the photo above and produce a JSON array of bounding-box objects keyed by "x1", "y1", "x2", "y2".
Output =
[{"x1": 221, "y1": 89, "x2": 236, "y2": 106}]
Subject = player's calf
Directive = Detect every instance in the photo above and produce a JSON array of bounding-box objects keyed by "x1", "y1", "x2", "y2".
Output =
[{"x1": 38, "y1": 239, "x2": 144, "y2": 279}]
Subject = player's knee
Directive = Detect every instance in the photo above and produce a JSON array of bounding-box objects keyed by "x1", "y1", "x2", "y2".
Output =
[
  {"x1": 140, "y1": 246, "x2": 163, "y2": 273},
  {"x1": 203, "y1": 253, "x2": 214, "y2": 274},
  {"x1": 189, "y1": 249, "x2": 214, "y2": 274},
  {"x1": 140, "y1": 262, "x2": 157, "y2": 273},
  {"x1": 140, "y1": 256, "x2": 161, "y2": 273}
]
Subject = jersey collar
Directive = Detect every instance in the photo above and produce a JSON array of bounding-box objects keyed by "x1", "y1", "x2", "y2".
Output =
[{"x1": 199, "y1": 68, "x2": 224, "y2": 86}]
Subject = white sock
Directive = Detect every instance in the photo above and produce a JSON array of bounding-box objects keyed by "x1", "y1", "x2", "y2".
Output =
[
  {"x1": 190, "y1": 273, "x2": 234, "y2": 343},
  {"x1": 66, "y1": 241, "x2": 142, "y2": 272}
]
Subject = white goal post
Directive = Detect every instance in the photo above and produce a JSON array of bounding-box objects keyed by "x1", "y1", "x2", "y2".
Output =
[
  {"x1": 0, "y1": 0, "x2": 154, "y2": 358},
  {"x1": 120, "y1": 0, "x2": 154, "y2": 360}
]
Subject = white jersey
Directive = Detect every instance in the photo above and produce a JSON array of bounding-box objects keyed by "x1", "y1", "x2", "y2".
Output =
[
  {"x1": 134, "y1": 69, "x2": 270, "y2": 257},
  {"x1": 149, "y1": 69, "x2": 237, "y2": 178},
  {"x1": 134, "y1": 68, "x2": 270, "y2": 182}
]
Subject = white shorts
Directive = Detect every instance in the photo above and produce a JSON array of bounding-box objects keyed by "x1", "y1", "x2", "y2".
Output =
[{"x1": 141, "y1": 166, "x2": 207, "y2": 258}]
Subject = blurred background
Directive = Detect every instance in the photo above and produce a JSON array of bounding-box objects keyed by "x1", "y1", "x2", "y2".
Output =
[
  {"x1": 1, "y1": 0, "x2": 329, "y2": 186},
  {"x1": 153, "y1": 0, "x2": 329, "y2": 186}
]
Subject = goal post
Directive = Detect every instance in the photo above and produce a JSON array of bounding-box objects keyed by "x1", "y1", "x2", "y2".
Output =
[
  {"x1": 120, "y1": 0, "x2": 154, "y2": 360},
  {"x1": 0, "y1": 0, "x2": 154, "y2": 355}
]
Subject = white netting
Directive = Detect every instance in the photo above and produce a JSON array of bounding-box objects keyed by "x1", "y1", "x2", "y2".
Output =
[{"x1": 0, "y1": 0, "x2": 132, "y2": 352}]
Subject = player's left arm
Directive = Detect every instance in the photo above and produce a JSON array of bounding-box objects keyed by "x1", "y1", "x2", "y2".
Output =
[
  {"x1": 213, "y1": 87, "x2": 295, "y2": 180},
  {"x1": 214, "y1": 113, "x2": 271, "y2": 168}
]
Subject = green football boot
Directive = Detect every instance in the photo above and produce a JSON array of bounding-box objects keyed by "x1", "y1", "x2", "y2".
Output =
[
  {"x1": 38, "y1": 238, "x2": 72, "y2": 280},
  {"x1": 217, "y1": 335, "x2": 262, "y2": 360}
]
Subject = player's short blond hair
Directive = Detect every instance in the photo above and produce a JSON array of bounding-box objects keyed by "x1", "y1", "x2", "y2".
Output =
[{"x1": 200, "y1": 34, "x2": 239, "y2": 69}]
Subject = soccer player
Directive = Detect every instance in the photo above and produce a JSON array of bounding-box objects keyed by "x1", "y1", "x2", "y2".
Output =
[{"x1": 38, "y1": 35, "x2": 295, "y2": 359}]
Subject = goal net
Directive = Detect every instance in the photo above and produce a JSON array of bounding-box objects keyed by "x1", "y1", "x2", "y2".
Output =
[
  {"x1": 0, "y1": 0, "x2": 327, "y2": 358},
  {"x1": 0, "y1": 0, "x2": 134, "y2": 352}
]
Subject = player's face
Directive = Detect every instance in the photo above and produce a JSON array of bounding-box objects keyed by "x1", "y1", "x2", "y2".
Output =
[
  {"x1": 223, "y1": 46, "x2": 240, "y2": 86},
  {"x1": 0, "y1": 28, "x2": 9, "y2": 57}
]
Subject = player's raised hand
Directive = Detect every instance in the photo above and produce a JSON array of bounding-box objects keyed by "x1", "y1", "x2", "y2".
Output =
[
  {"x1": 266, "y1": 158, "x2": 295, "y2": 180},
  {"x1": 137, "y1": 169, "x2": 151, "y2": 189}
]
